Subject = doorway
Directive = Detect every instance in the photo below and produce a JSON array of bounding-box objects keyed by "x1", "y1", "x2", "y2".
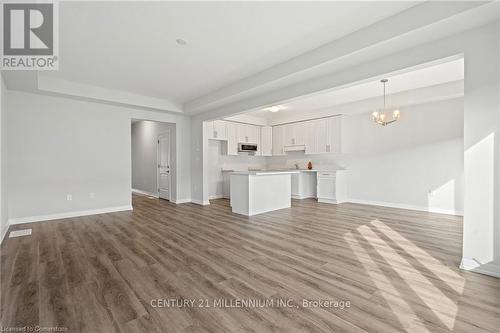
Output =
[
  {"x1": 157, "y1": 132, "x2": 171, "y2": 201},
  {"x1": 131, "y1": 120, "x2": 176, "y2": 201}
]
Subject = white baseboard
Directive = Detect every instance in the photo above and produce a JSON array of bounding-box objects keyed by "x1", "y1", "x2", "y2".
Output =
[
  {"x1": 292, "y1": 194, "x2": 316, "y2": 200},
  {"x1": 171, "y1": 198, "x2": 191, "y2": 204},
  {"x1": 8, "y1": 205, "x2": 133, "y2": 225},
  {"x1": 1, "y1": 220, "x2": 10, "y2": 244},
  {"x1": 132, "y1": 188, "x2": 159, "y2": 198},
  {"x1": 346, "y1": 198, "x2": 463, "y2": 216},
  {"x1": 318, "y1": 198, "x2": 341, "y2": 204},
  {"x1": 460, "y1": 258, "x2": 500, "y2": 278},
  {"x1": 209, "y1": 194, "x2": 224, "y2": 200},
  {"x1": 192, "y1": 199, "x2": 210, "y2": 206}
]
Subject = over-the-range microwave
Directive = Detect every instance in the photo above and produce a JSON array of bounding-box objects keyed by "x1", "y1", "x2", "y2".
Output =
[{"x1": 238, "y1": 143, "x2": 258, "y2": 152}]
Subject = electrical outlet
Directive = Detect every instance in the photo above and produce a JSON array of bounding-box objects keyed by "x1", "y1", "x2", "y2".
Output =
[
  {"x1": 66, "y1": 194, "x2": 72, "y2": 201},
  {"x1": 89, "y1": 192, "x2": 95, "y2": 199}
]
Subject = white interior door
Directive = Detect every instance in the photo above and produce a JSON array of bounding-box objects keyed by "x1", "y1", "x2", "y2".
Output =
[{"x1": 158, "y1": 133, "x2": 171, "y2": 200}]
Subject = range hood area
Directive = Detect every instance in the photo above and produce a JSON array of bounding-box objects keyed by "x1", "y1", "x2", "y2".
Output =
[{"x1": 283, "y1": 145, "x2": 306, "y2": 152}]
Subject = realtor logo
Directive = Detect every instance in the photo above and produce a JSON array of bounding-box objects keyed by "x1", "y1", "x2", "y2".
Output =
[{"x1": 1, "y1": 1, "x2": 58, "y2": 70}]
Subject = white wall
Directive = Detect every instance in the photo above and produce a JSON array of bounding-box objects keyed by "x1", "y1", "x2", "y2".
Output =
[
  {"x1": 462, "y1": 23, "x2": 500, "y2": 276},
  {"x1": 131, "y1": 120, "x2": 176, "y2": 197},
  {"x1": 4, "y1": 90, "x2": 191, "y2": 223},
  {"x1": 1, "y1": 75, "x2": 8, "y2": 241},
  {"x1": 267, "y1": 98, "x2": 464, "y2": 215}
]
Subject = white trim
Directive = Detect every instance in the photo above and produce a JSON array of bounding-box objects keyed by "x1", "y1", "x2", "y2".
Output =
[
  {"x1": 171, "y1": 198, "x2": 191, "y2": 204},
  {"x1": 1, "y1": 221, "x2": 10, "y2": 243},
  {"x1": 132, "y1": 188, "x2": 159, "y2": 198},
  {"x1": 209, "y1": 194, "x2": 224, "y2": 200},
  {"x1": 346, "y1": 198, "x2": 463, "y2": 216},
  {"x1": 8, "y1": 205, "x2": 133, "y2": 225},
  {"x1": 318, "y1": 198, "x2": 340, "y2": 204},
  {"x1": 292, "y1": 194, "x2": 316, "y2": 200},
  {"x1": 192, "y1": 199, "x2": 210, "y2": 206},
  {"x1": 460, "y1": 258, "x2": 500, "y2": 278}
]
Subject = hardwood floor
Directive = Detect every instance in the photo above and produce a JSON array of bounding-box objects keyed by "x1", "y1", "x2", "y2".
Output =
[{"x1": 1, "y1": 195, "x2": 499, "y2": 332}]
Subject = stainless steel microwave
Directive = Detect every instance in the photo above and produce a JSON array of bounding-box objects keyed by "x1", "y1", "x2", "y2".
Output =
[{"x1": 238, "y1": 143, "x2": 258, "y2": 152}]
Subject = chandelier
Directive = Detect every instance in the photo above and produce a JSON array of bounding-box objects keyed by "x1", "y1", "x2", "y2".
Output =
[{"x1": 372, "y1": 79, "x2": 400, "y2": 126}]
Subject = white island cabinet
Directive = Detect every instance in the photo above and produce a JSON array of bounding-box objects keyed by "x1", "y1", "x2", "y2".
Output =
[{"x1": 229, "y1": 171, "x2": 299, "y2": 216}]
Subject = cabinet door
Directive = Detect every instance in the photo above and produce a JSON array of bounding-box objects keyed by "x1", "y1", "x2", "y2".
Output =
[
  {"x1": 261, "y1": 126, "x2": 273, "y2": 156},
  {"x1": 326, "y1": 116, "x2": 342, "y2": 153},
  {"x1": 237, "y1": 124, "x2": 247, "y2": 143},
  {"x1": 226, "y1": 122, "x2": 238, "y2": 155},
  {"x1": 293, "y1": 122, "x2": 306, "y2": 146},
  {"x1": 314, "y1": 119, "x2": 328, "y2": 154},
  {"x1": 213, "y1": 120, "x2": 228, "y2": 140},
  {"x1": 272, "y1": 125, "x2": 285, "y2": 156},
  {"x1": 304, "y1": 120, "x2": 316, "y2": 154},
  {"x1": 283, "y1": 124, "x2": 295, "y2": 146},
  {"x1": 247, "y1": 125, "x2": 259, "y2": 144},
  {"x1": 205, "y1": 121, "x2": 215, "y2": 139},
  {"x1": 317, "y1": 174, "x2": 336, "y2": 200}
]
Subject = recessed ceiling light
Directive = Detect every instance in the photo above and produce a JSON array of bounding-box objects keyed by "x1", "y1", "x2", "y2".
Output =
[
  {"x1": 176, "y1": 38, "x2": 188, "y2": 46},
  {"x1": 266, "y1": 105, "x2": 284, "y2": 113}
]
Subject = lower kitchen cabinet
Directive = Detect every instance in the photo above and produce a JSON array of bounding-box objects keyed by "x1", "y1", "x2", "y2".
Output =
[
  {"x1": 291, "y1": 172, "x2": 317, "y2": 199},
  {"x1": 316, "y1": 171, "x2": 347, "y2": 204}
]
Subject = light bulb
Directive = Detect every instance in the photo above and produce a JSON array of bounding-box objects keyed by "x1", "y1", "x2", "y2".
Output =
[
  {"x1": 380, "y1": 113, "x2": 386, "y2": 120},
  {"x1": 393, "y1": 110, "x2": 400, "y2": 119},
  {"x1": 372, "y1": 111, "x2": 379, "y2": 119}
]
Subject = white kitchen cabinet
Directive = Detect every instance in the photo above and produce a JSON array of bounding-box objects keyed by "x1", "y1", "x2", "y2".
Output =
[
  {"x1": 237, "y1": 123, "x2": 248, "y2": 143},
  {"x1": 236, "y1": 124, "x2": 260, "y2": 144},
  {"x1": 272, "y1": 125, "x2": 285, "y2": 156},
  {"x1": 225, "y1": 122, "x2": 238, "y2": 155},
  {"x1": 282, "y1": 122, "x2": 306, "y2": 146},
  {"x1": 307, "y1": 116, "x2": 342, "y2": 154},
  {"x1": 261, "y1": 126, "x2": 273, "y2": 156},
  {"x1": 313, "y1": 119, "x2": 328, "y2": 154},
  {"x1": 206, "y1": 120, "x2": 228, "y2": 140},
  {"x1": 291, "y1": 172, "x2": 316, "y2": 199},
  {"x1": 283, "y1": 124, "x2": 294, "y2": 146},
  {"x1": 326, "y1": 116, "x2": 342, "y2": 153},
  {"x1": 303, "y1": 120, "x2": 316, "y2": 154},
  {"x1": 316, "y1": 171, "x2": 347, "y2": 204}
]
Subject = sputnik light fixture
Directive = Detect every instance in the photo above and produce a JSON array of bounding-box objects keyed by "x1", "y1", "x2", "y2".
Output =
[{"x1": 372, "y1": 79, "x2": 400, "y2": 126}]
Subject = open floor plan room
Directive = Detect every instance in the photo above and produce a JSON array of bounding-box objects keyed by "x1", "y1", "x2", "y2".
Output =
[{"x1": 1, "y1": 1, "x2": 499, "y2": 332}]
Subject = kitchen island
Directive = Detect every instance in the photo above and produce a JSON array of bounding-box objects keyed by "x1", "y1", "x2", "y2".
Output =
[{"x1": 229, "y1": 170, "x2": 299, "y2": 216}]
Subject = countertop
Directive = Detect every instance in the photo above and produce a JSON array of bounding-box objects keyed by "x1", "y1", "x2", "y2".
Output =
[
  {"x1": 229, "y1": 170, "x2": 301, "y2": 176},
  {"x1": 222, "y1": 168, "x2": 345, "y2": 173}
]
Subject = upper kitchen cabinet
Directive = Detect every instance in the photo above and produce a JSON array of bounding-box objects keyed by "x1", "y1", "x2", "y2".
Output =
[
  {"x1": 326, "y1": 116, "x2": 342, "y2": 153},
  {"x1": 225, "y1": 122, "x2": 238, "y2": 155},
  {"x1": 261, "y1": 126, "x2": 273, "y2": 156},
  {"x1": 272, "y1": 125, "x2": 285, "y2": 156},
  {"x1": 309, "y1": 116, "x2": 343, "y2": 154},
  {"x1": 206, "y1": 120, "x2": 228, "y2": 140},
  {"x1": 282, "y1": 122, "x2": 306, "y2": 146},
  {"x1": 237, "y1": 123, "x2": 260, "y2": 144}
]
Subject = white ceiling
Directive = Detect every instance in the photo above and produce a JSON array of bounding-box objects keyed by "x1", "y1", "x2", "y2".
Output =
[
  {"x1": 43, "y1": 1, "x2": 418, "y2": 105},
  {"x1": 244, "y1": 58, "x2": 464, "y2": 120}
]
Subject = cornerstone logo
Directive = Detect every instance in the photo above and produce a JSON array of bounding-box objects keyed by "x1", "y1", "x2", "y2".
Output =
[{"x1": 1, "y1": 0, "x2": 58, "y2": 70}]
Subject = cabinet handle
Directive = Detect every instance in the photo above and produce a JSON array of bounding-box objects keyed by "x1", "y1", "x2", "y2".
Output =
[
  {"x1": 214, "y1": 131, "x2": 217, "y2": 138},
  {"x1": 292, "y1": 138, "x2": 295, "y2": 144},
  {"x1": 326, "y1": 144, "x2": 330, "y2": 152}
]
